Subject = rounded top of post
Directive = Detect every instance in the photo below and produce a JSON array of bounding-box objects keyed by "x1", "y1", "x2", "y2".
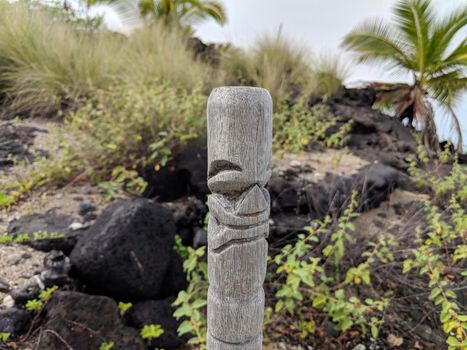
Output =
[{"x1": 208, "y1": 86, "x2": 272, "y2": 107}]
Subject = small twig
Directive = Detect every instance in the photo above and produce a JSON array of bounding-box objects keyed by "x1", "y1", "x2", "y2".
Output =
[
  {"x1": 64, "y1": 319, "x2": 106, "y2": 341},
  {"x1": 42, "y1": 329, "x2": 74, "y2": 350},
  {"x1": 32, "y1": 328, "x2": 43, "y2": 350}
]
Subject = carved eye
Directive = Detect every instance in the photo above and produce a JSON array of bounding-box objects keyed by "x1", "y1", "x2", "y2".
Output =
[{"x1": 208, "y1": 160, "x2": 242, "y2": 179}]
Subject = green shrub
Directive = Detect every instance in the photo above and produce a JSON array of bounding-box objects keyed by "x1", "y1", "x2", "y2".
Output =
[
  {"x1": 270, "y1": 193, "x2": 390, "y2": 340},
  {"x1": 59, "y1": 82, "x2": 206, "y2": 183},
  {"x1": 403, "y1": 198, "x2": 467, "y2": 350},
  {"x1": 0, "y1": 82, "x2": 206, "y2": 199},
  {"x1": 273, "y1": 101, "x2": 351, "y2": 153},
  {"x1": 408, "y1": 146, "x2": 467, "y2": 204},
  {"x1": 173, "y1": 246, "x2": 208, "y2": 349}
]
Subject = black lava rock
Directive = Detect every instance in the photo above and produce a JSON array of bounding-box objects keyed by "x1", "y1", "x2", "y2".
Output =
[
  {"x1": 70, "y1": 199, "x2": 176, "y2": 300},
  {"x1": 78, "y1": 200, "x2": 97, "y2": 217},
  {"x1": 7, "y1": 211, "x2": 80, "y2": 255},
  {"x1": 123, "y1": 298, "x2": 184, "y2": 349},
  {"x1": 193, "y1": 227, "x2": 207, "y2": 248},
  {"x1": 0, "y1": 308, "x2": 32, "y2": 336},
  {"x1": 0, "y1": 123, "x2": 48, "y2": 170},
  {"x1": 268, "y1": 164, "x2": 401, "y2": 243},
  {"x1": 141, "y1": 141, "x2": 208, "y2": 201},
  {"x1": 173, "y1": 197, "x2": 208, "y2": 245},
  {"x1": 36, "y1": 291, "x2": 146, "y2": 350},
  {"x1": 159, "y1": 251, "x2": 187, "y2": 299},
  {"x1": 41, "y1": 250, "x2": 71, "y2": 287},
  {"x1": 0, "y1": 277, "x2": 10, "y2": 293},
  {"x1": 82, "y1": 212, "x2": 98, "y2": 222},
  {"x1": 11, "y1": 282, "x2": 41, "y2": 306},
  {"x1": 355, "y1": 163, "x2": 399, "y2": 210},
  {"x1": 305, "y1": 164, "x2": 399, "y2": 218}
]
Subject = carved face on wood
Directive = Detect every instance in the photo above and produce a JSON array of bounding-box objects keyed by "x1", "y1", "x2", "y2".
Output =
[
  {"x1": 206, "y1": 86, "x2": 272, "y2": 349},
  {"x1": 207, "y1": 87, "x2": 272, "y2": 195}
]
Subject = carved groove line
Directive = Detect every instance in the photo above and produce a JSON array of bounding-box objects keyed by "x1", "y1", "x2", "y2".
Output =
[{"x1": 211, "y1": 232, "x2": 267, "y2": 254}]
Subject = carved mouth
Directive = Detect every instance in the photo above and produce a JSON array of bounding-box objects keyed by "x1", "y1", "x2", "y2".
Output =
[
  {"x1": 209, "y1": 220, "x2": 269, "y2": 251},
  {"x1": 208, "y1": 160, "x2": 242, "y2": 179},
  {"x1": 211, "y1": 232, "x2": 267, "y2": 254},
  {"x1": 207, "y1": 195, "x2": 270, "y2": 227}
]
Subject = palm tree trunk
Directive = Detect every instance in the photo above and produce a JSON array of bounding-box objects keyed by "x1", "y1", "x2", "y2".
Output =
[
  {"x1": 445, "y1": 104, "x2": 464, "y2": 154},
  {"x1": 421, "y1": 100, "x2": 440, "y2": 155}
]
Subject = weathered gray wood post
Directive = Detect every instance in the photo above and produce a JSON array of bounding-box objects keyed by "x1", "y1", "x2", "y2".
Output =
[{"x1": 206, "y1": 87, "x2": 272, "y2": 349}]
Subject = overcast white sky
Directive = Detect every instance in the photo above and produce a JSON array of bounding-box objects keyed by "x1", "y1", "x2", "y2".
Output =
[
  {"x1": 193, "y1": 0, "x2": 467, "y2": 148},
  {"x1": 101, "y1": 0, "x2": 466, "y2": 147}
]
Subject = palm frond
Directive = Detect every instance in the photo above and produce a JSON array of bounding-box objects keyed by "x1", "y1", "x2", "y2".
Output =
[
  {"x1": 427, "y1": 5, "x2": 467, "y2": 68},
  {"x1": 341, "y1": 19, "x2": 413, "y2": 71},
  {"x1": 137, "y1": 0, "x2": 155, "y2": 17},
  {"x1": 182, "y1": 0, "x2": 226, "y2": 25},
  {"x1": 441, "y1": 39, "x2": 467, "y2": 68},
  {"x1": 426, "y1": 69, "x2": 467, "y2": 106},
  {"x1": 370, "y1": 82, "x2": 412, "y2": 116},
  {"x1": 107, "y1": 0, "x2": 142, "y2": 28},
  {"x1": 393, "y1": 0, "x2": 433, "y2": 73}
]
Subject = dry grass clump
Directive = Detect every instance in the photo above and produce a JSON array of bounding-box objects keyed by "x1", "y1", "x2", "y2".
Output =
[
  {"x1": 0, "y1": 2, "x2": 211, "y2": 118},
  {"x1": 0, "y1": 2, "x2": 123, "y2": 117}
]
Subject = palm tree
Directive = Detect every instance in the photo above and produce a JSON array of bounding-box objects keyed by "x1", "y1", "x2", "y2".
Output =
[
  {"x1": 341, "y1": 0, "x2": 466, "y2": 154},
  {"x1": 137, "y1": 0, "x2": 226, "y2": 27},
  {"x1": 106, "y1": 0, "x2": 226, "y2": 33}
]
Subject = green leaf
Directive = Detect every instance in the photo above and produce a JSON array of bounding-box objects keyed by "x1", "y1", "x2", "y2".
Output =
[
  {"x1": 430, "y1": 288, "x2": 441, "y2": 300},
  {"x1": 38, "y1": 286, "x2": 58, "y2": 302},
  {"x1": 0, "y1": 333, "x2": 10, "y2": 342},
  {"x1": 118, "y1": 302, "x2": 133, "y2": 316},
  {"x1": 187, "y1": 336, "x2": 201, "y2": 345},
  {"x1": 140, "y1": 324, "x2": 164, "y2": 340},
  {"x1": 371, "y1": 325, "x2": 379, "y2": 339},
  {"x1": 361, "y1": 271, "x2": 371, "y2": 285},
  {"x1": 99, "y1": 342, "x2": 114, "y2": 350},
  {"x1": 0, "y1": 193, "x2": 15, "y2": 207},
  {"x1": 192, "y1": 299, "x2": 207, "y2": 309},
  {"x1": 335, "y1": 289, "x2": 345, "y2": 299},
  {"x1": 25, "y1": 299, "x2": 43, "y2": 311},
  {"x1": 340, "y1": 318, "x2": 353, "y2": 331},
  {"x1": 445, "y1": 290, "x2": 457, "y2": 300},
  {"x1": 443, "y1": 320, "x2": 458, "y2": 333},
  {"x1": 275, "y1": 300, "x2": 284, "y2": 313},
  {"x1": 312, "y1": 295, "x2": 327, "y2": 309},
  {"x1": 177, "y1": 320, "x2": 194, "y2": 336},
  {"x1": 275, "y1": 288, "x2": 289, "y2": 298},
  {"x1": 402, "y1": 259, "x2": 413, "y2": 274},
  {"x1": 446, "y1": 336, "x2": 459, "y2": 346},
  {"x1": 323, "y1": 245, "x2": 333, "y2": 257}
]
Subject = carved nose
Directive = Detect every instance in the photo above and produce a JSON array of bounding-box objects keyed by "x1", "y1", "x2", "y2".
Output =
[{"x1": 235, "y1": 185, "x2": 268, "y2": 215}]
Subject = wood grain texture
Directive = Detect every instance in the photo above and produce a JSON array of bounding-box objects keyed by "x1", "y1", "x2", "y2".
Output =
[{"x1": 207, "y1": 87, "x2": 272, "y2": 349}]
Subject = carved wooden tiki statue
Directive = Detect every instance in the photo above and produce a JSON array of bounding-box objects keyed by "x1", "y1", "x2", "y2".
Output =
[{"x1": 207, "y1": 87, "x2": 272, "y2": 349}]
